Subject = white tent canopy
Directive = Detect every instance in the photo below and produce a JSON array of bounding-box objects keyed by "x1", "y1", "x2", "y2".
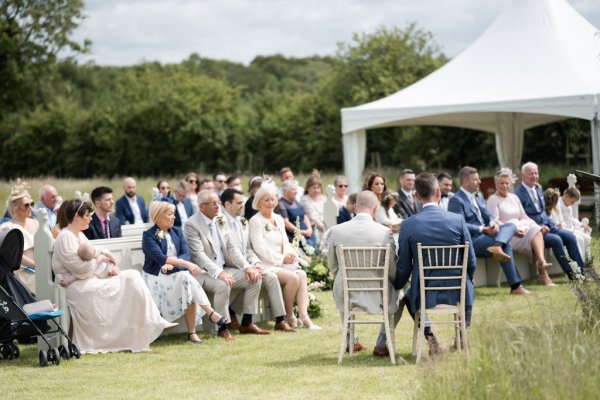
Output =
[{"x1": 341, "y1": 0, "x2": 600, "y2": 193}]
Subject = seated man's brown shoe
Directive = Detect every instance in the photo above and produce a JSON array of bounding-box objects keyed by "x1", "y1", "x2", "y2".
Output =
[
  {"x1": 426, "y1": 334, "x2": 441, "y2": 356},
  {"x1": 372, "y1": 346, "x2": 389, "y2": 357},
  {"x1": 229, "y1": 317, "x2": 241, "y2": 331},
  {"x1": 346, "y1": 339, "x2": 367, "y2": 353},
  {"x1": 274, "y1": 321, "x2": 295, "y2": 332},
  {"x1": 510, "y1": 285, "x2": 535, "y2": 295},
  {"x1": 487, "y1": 245, "x2": 511, "y2": 262},
  {"x1": 239, "y1": 323, "x2": 271, "y2": 335},
  {"x1": 217, "y1": 330, "x2": 235, "y2": 341}
]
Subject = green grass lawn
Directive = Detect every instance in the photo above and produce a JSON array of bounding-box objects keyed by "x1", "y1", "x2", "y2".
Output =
[{"x1": 1, "y1": 273, "x2": 581, "y2": 400}]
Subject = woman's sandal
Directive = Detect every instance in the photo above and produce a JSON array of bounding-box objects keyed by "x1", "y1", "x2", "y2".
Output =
[
  {"x1": 209, "y1": 311, "x2": 227, "y2": 328},
  {"x1": 187, "y1": 331, "x2": 203, "y2": 345}
]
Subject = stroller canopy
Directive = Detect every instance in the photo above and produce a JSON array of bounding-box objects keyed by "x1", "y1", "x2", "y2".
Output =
[{"x1": 0, "y1": 229, "x2": 24, "y2": 279}]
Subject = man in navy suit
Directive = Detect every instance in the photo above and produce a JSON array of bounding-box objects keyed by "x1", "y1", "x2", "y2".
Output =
[
  {"x1": 515, "y1": 162, "x2": 584, "y2": 278},
  {"x1": 448, "y1": 166, "x2": 532, "y2": 295},
  {"x1": 83, "y1": 186, "x2": 122, "y2": 240},
  {"x1": 396, "y1": 173, "x2": 476, "y2": 352},
  {"x1": 115, "y1": 177, "x2": 149, "y2": 225},
  {"x1": 173, "y1": 181, "x2": 195, "y2": 227}
]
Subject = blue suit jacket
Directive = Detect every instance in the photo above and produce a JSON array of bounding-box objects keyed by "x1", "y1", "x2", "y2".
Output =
[
  {"x1": 395, "y1": 205, "x2": 476, "y2": 315},
  {"x1": 514, "y1": 184, "x2": 555, "y2": 228},
  {"x1": 336, "y1": 206, "x2": 353, "y2": 224},
  {"x1": 83, "y1": 213, "x2": 122, "y2": 240},
  {"x1": 447, "y1": 189, "x2": 492, "y2": 238},
  {"x1": 142, "y1": 225, "x2": 190, "y2": 276},
  {"x1": 115, "y1": 195, "x2": 149, "y2": 225},
  {"x1": 174, "y1": 198, "x2": 195, "y2": 227}
]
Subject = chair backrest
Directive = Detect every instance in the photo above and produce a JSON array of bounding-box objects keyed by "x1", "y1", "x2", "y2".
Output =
[
  {"x1": 416, "y1": 242, "x2": 469, "y2": 311},
  {"x1": 335, "y1": 245, "x2": 391, "y2": 314}
]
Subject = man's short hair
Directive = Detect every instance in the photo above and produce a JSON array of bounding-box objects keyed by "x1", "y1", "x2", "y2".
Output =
[
  {"x1": 564, "y1": 187, "x2": 580, "y2": 200},
  {"x1": 198, "y1": 178, "x2": 212, "y2": 187},
  {"x1": 91, "y1": 186, "x2": 113, "y2": 204},
  {"x1": 220, "y1": 188, "x2": 243, "y2": 205},
  {"x1": 400, "y1": 168, "x2": 415, "y2": 177},
  {"x1": 347, "y1": 193, "x2": 358, "y2": 205},
  {"x1": 415, "y1": 173, "x2": 438, "y2": 200},
  {"x1": 281, "y1": 179, "x2": 298, "y2": 191},
  {"x1": 355, "y1": 190, "x2": 378, "y2": 211},
  {"x1": 175, "y1": 180, "x2": 188, "y2": 192},
  {"x1": 213, "y1": 172, "x2": 226, "y2": 180},
  {"x1": 521, "y1": 161, "x2": 538, "y2": 174},
  {"x1": 226, "y1": 175, "x2": 238, "y2": 185},
  {"x1": 279, "y1": 167, "x2": 292, "y2": 177},
  {"x1": 437, "y1": 172, "x2": 452, "y2": 181},
  {"x1": 458, "y1": 166, "x2": 478, "y2": 184}
]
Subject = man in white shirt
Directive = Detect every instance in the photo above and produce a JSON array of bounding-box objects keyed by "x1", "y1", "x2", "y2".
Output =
[
  {"x1": 115, "y1": 177, "x2": 148, "y2": 225},
  {"x1": 437, "y1": 172, "x2": 454, "y2": 211},
  {"x1": 32, "y1": 184, "x2": 59, "y2": 228}
]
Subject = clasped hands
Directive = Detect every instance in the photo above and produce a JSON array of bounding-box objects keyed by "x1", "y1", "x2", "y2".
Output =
[
  {"x1": 98, "y1": 254, "x2": 120, "y2": 276},
  {"x1": 482, "y1": 222, "x2": 500, "y2": 236}
]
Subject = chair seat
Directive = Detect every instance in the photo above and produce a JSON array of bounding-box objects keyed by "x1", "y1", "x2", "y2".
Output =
[{"x1": 426, "y1": 304, "x2": 460, "y2": 315}]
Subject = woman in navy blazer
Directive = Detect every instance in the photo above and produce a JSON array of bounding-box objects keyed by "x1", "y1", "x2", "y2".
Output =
[{"x1": 142, "y1": 198, "x2": 226, "y2": 344}]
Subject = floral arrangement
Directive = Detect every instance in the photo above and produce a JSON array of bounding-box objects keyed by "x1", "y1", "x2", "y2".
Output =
[
  {"x1": 571, "y1": 256, "x2": 600, "y2": 329},
  {"x1": 264, "y1": 223, "x2": 271, "y2": 232},
  {"x1": 155, "y1": 229, "x2": 165, "y2": 241},
  {"x1": 216, "y1": 215, "x2": 226, "y2": 225},
  {"x1": 240, "y1": 216, "x2": 247, "y2": 227}
]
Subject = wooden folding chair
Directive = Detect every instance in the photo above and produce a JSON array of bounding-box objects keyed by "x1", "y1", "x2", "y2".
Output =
[
  {"x1": 336, "y1": 245, "x2": 396, "y2": 364},
  {"x1": 413, "y1": 242, "x2": 470, "y2": 364}
]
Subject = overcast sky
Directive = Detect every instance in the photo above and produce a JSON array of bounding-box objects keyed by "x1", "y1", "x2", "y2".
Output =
[{"x1": 70, "y1": 0, "x2": 600, "y2": 66}]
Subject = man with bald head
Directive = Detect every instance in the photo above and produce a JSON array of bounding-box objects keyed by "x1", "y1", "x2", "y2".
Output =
[
  {"x1": 328, "y1": 190, "x2": 402, "y2": 357},
  {"x1": 115, "y1": 177, "x2": 149, "y2": 225},
  {"x1": 32, "y1": 184, "x2": 60, "y2": 228},
  {"x1": 514, "y1": 161, "x2": 584, "y2": 279}
]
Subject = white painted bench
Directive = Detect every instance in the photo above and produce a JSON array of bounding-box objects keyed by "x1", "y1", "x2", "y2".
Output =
[{"x1": 121, "y1": 222, "x2": 152, "y2": 238}]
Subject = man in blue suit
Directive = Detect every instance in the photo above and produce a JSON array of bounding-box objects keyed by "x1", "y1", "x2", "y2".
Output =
[
  {"x1": 515, "y1": 162, "x2": 584, "y2": 278},
  {"x1": 448, "y1": 166, "x2": 532, "y2": 295},
  {"x1": 83, "y1": 186, "x2": 122, "y2": 240},
  {"x1": 396, "y1": 173, "x2": 476, "y2": 348},
  {"x1": 173, "y1": 181, "x2": 195, "y2": 227},
  {"x1": 115, "y1": 177, "x2": 149, "y2": 225}
]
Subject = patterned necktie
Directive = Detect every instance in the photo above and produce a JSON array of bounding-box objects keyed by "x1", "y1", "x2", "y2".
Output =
[
  {"x1": 103, "y1": 218, "x2": 110, "y2": 239},
  {"x1": 471, "y1": 194, "x2": 483, "y2": 224},
  {"x1": 531, "y1": 187, "x2": 541, "y2": 212}
]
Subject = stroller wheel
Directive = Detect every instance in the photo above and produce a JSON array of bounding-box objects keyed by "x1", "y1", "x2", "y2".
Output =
[
  {"x1": 69, "y1": 343, "x2": 81, "y2": 359},
  {"x1": 48, "y1": 348, "x2": 60, "y2": 366},
  {"x1": 1, "y1": 344, "x2": 13, "y2": 360},
  {"x1": 39, "y1": 350, "x2": 48, "y2": 367},
  {"x1": 58, "y1": 345, "x2": 70, "y2": 360}
]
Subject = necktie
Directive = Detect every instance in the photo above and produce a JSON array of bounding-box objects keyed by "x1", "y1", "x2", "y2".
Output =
[
  {"x1": 441, "y1": 194, "x2": 448, "y2": 198},
  {"x1": 103, "y1": 218, "x2": 110, "y2": 239},
  {"x1": 531, "y1": 188, "x2": 541, "y2": 212},
  {"x1": 471, "y1": 194, "x2": 483, "y2": 224}
]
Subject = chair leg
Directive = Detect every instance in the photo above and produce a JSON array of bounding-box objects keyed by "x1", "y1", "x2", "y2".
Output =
[
  {"x1": 338, "y1": 313, "x2": 349, "y2": 364},
  {"x1": 349, "y1": 315, "x2": 355, "y2": 358},
  {"x1": 460, "y1": 312, "x2": 469, "y2": 360},
  {"x1": 412, "y1": 312, "x2": 419, "y2": 356},
  {"x1": 384, "y1": 314, "x2": 395, "y2": 365},
  {"x1": 415, "y1": 313, "x2": 426, "y2": 364},
  {"x1": 454, "y1": 313, "x2": 461, "y2": 352}
]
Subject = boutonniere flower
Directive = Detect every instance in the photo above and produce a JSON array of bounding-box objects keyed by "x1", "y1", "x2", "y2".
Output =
[
  {"x1": 264, "y1": 223, "x2": 271, "y2": 232},
  {"x1": 216, "y1": 215, "x2": 226, "y2": 226},
  {"x1": 155, "y1": 230, "x2": 165, "y2": 241},
  {"x1": 240, "y1": 217, "x2": 247, "y2": 227}
]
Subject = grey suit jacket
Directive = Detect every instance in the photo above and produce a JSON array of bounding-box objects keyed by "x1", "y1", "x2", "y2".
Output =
[
  {"x1": 183, "y1": 212, "x2": 246, "y2": 277},
  {"x1": 327, "y1": 213, "x2": 401, "y2": 314},
  {"x1": 217, "y1": 213, "x2": 260, "y2": 268}
]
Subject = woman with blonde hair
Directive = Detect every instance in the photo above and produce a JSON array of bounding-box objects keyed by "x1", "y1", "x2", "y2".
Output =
[
  {"x1": 301, "y1": 170, "x2": 327, "y2": 240},
  {"x1": 0, "y1": 179, "x2": 39, "y2": 293},
  {"x1": 142, "y1": 199, "x2": 227, "y2": 344},
  {"x1": 249, "y1": 183, "x2": 320, "y2": 330}
]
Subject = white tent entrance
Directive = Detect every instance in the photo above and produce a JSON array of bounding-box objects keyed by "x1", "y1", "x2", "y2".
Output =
[{"x1": 341, "y1": 0, "x2": 600, "y2": 221}]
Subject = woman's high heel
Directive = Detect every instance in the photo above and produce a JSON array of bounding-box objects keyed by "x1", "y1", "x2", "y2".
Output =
[
  {"x1": 537, "y1": 266, "x2": 557, "y2": 287},
  {"x1": 187, "y1": 331, "x2": 203, "y2": 344},
  {"x1": 285, "y1": 315, "x2": 298, "y2": 329},
  {"x1": 209, "y1": 311, "x2": 227, "y2": 328},
  {"x1": 300, "y1": 318, "x2": 322, "y2": 331}
]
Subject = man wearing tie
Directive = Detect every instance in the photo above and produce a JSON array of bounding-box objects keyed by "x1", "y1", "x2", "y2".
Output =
[
  {"x1": 514, "y1": 162, "x2": 584, "y2": 279},
  {"x1": 448, "y1": 166, "x2": 532, "y2": 295},
  {"x1": 83, "y1": 186, "x2": 122, "y2": 240},
  {"x1": 437, "y1": 172, "x2": 454, "y2": 211},
  {"x1": 394, "y1": 169, "x2": 421, "y2": 219},
  {"x1": 183, "y1": 190, "x2": 263, "y2": 341}
]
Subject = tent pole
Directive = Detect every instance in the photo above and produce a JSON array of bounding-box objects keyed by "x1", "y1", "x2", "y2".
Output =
[{"x1": 592, "y1": 107, "x2": 600, "y2": 229}]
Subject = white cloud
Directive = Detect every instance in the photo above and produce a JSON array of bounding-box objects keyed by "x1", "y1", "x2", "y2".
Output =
[{"x1": 70, "y1": 0, "x2": 600, "y2": 65}]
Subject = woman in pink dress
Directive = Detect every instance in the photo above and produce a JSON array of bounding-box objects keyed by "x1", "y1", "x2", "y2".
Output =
[{"x1": 486, "y1": 168, "x2": 555, "y2": 286}]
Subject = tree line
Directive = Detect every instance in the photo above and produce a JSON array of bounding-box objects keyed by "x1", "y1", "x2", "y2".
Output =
[{"x1": 0, "y1": 1, "x2": 591, "y2": 179}]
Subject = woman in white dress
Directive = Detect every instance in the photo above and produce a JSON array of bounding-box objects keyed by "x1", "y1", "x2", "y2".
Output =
[
  {"x1": 0, "y1": 179, "x2": 39, "y2": 294},
  {"x1": 51, "y1": 199, "x2": 176, "y2": 354},
  {"x1": 249, "y1": 184, "x2": 321, "y2": 330},
  {"x1": 142, "y1": 200, "x2": 227, "y2": 344},
  {"x1": 486, "y1": 169, "x2": 555, "y2": 286},
  {"x1": 300, "y1": 172, "x2": 326, "y2": 242},
  {"x1": 363, "y1": 173, "x2": 400, "y2": 235}
]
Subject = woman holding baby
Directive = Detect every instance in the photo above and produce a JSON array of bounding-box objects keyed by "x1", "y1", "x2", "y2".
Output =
[{"x1": 51, "y1": 199, "x2": 175, "y2": 354}]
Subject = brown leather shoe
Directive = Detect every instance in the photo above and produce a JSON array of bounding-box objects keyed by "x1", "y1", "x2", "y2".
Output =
[
  {"x1": 372, "y1": 346, "x2": 389, "y2": 357},
  {"x1": 510, "y1": 285, "x2": 535, "y2": 295},
  {"x1": 346, "y1": 339, "x2": 367, "y2": 353},
  {"x1": 238, "y1": 323, "x2": 271, "y2": 335},
  {"x1": 427, "y1": 334, "x2": 440, "y2": 356},
  {"x1": 487, "y1": 245, "x2": 511, "y2": 262},
  {"x1": 217, "y1": 330, "x2": 235, "y2": 341},
  {"x1": 229, "y1": 317, "x2": 241, "y2": 330},
  {"x1": 274, "y1": 321, "x2": 295, "y2": 332}
]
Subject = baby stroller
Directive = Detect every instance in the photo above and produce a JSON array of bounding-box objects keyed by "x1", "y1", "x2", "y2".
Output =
[{"x1": 0, "y1": 228, "x2": 80, "y2": 366}]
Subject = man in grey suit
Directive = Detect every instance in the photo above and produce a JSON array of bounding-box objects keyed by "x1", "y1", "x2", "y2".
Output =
[
  {"x1": 328, "y1": 190, "x2": 402, "y2": 357},
  {"x1": 219, "y1": 189, "x2": 294, "y2": 333},
  {"x1": 396, "y1": 173, "x2": 476, "y2": 350},
  {"x1": 184, "y1": 190, "x2": 264, "y2": 341}
]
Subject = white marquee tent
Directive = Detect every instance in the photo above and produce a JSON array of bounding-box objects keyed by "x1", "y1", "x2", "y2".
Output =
[{"x1": 341, "y1": 0, "x2": 600, "y2": 193}]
